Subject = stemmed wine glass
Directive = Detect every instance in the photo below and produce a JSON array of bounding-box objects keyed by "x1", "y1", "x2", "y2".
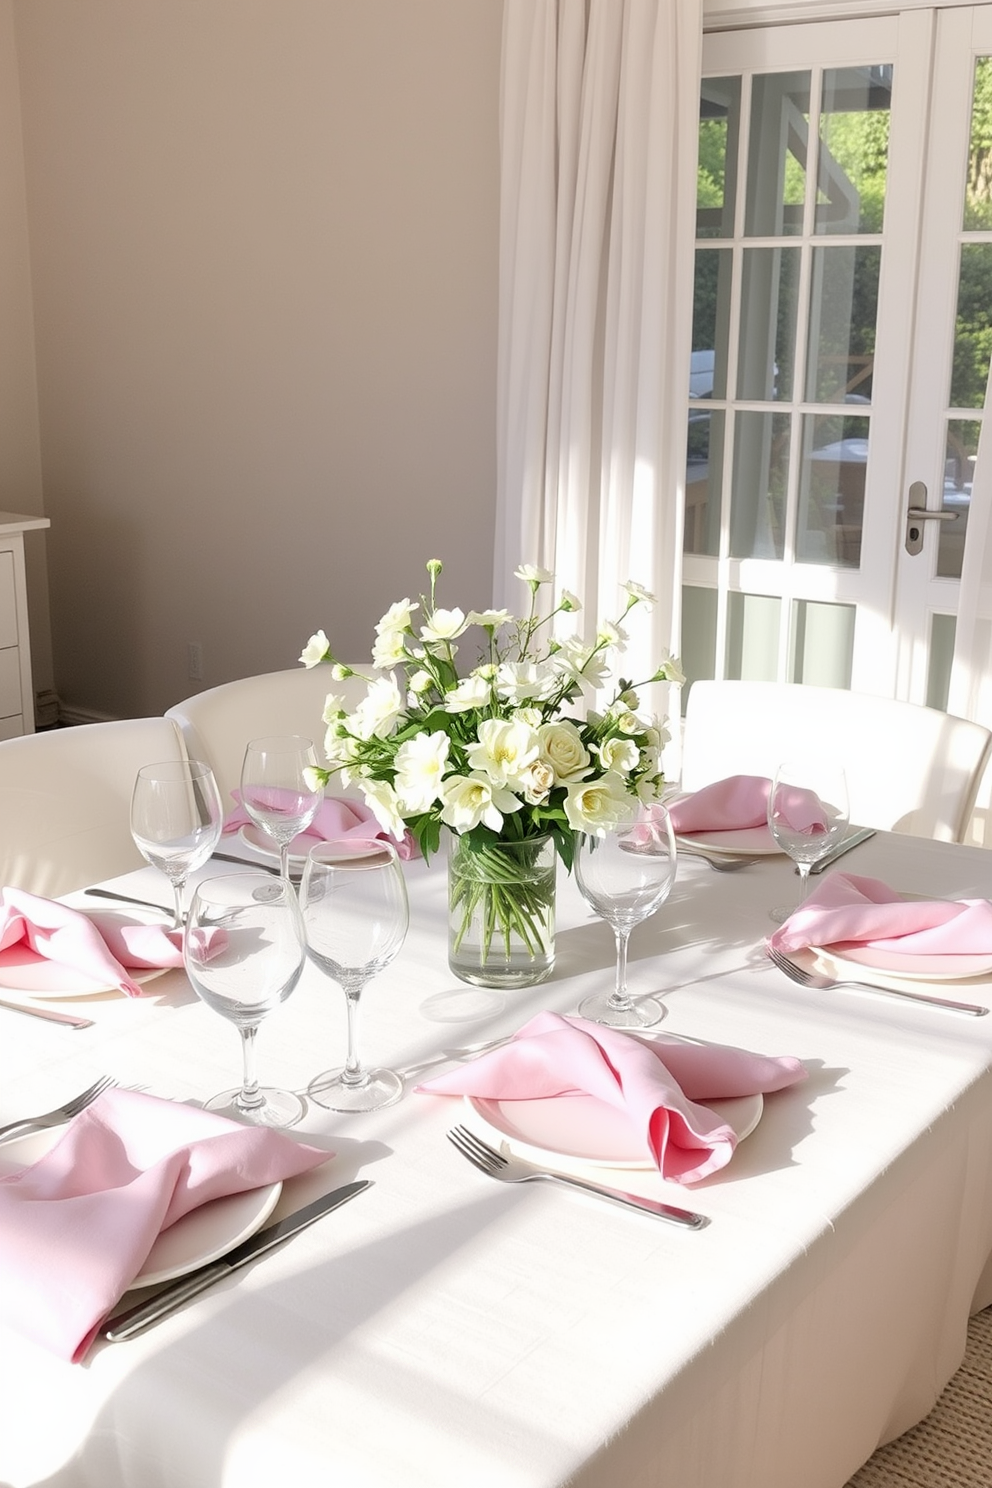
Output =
[
  {"x1": 767, "y1": 759, "x2": 850, "y2": 923},
  {"x1": 240, "y1": 735, "x2": 322, "y2": 881},
  {"x1": 183, "y1": 872, "x2": 307, "y2": 1127},
  {"x1": 300, "y1": 839, "x2": 409, "y2": 1112},
  {"x1": 130, "y1": 759, "x2": 224, "y2": 927},
  {"x1": 575, "y1": 805, "x2": 678, "y2": 1030}
]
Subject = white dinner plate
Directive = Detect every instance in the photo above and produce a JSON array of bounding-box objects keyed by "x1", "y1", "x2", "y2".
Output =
[
  {"x1": 817, "y1": 942, "x2": 992, "y2": 982},
  {"x1": 464, "y1": 1031, "x2": 763, "y2": 1171},
  {"x1": 238, "y1": 823, "x2": 313, "y2": 871},
  {"x1": 0, "y1": 938, "x2": 169, "y2": 1000},
  {"x1": 0, "y1": 1126, "x2": 282, "y2": 1288},
  {"x1": 676, "y1": 826, "x2": 783, "y2": 856}
]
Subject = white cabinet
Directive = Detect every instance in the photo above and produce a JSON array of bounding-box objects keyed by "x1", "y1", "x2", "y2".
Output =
[{"x1": 0, "y1": 513, "x2": 50, "y2": 736}]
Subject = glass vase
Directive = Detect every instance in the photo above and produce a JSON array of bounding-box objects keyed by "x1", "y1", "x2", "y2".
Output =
[{"x1": 447, "y1": 832, "x2": 556, "y2": 989}]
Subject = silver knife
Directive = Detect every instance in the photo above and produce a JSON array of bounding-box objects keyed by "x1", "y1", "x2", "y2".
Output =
[
  {"x1": 805, "y1": 826, "x2": 877, "y2": 875},
  {"x1": 101, "y1": 1178, "x2": 371, "y2": 1341}
]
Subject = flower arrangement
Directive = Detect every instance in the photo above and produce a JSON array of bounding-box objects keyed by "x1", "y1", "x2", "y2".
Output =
[{"x1": 300, "y1": 559, "x2": 683, "y2": 983}]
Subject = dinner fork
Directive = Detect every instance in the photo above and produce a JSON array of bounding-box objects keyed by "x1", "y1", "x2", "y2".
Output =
[
  {"x1": 766, "y1": 944, "x2": 989, "y2": 1017},
  {"x1": 446, "y1": 1124, "x2": 708, "y2": 1229},
  {"x1": 0, "y1": 1075, "x2": 117, "y2": 1142}
]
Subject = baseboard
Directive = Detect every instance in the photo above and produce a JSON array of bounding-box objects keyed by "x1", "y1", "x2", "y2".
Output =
[{"x1": 57, "y1": 703, "x2": 120, "y2": 727}]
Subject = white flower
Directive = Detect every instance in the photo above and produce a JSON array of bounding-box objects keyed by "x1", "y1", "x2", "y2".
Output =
[
  {"x1": 439, "y1": 773, "x2": 522, "y2": 834},
  {"x1": 372, "y1": 629, "x2": 409, "y2": 669},
  {"x1": 615, "y1": 710, "x2": 643, "y2": 736},
  {"x1": 444, "y1": 674, "x2": 493, "y2": 713},
  {"x1": 420, "y1": 607, "x2": 467, "y2": 643},
  {"x1": 597, "y1": 620, "x2": 627, "y2": 648},
  {"x1": 515, "y1": 563, "x2": 554, "y2": 586},
  {"x1": 621, "y1": 579, "x2": 656, "y2": 608},
  {"x1": 394, "y1": 730, "x2": 450, "y2": 814},
  {"x1": 351, "y1": 676, "x2": 404, "y2": 741},
  {"x1": 537, "y1": 720, "x2": 592, "y2": 784},
  {"x1": 466, "y1": 718, "x2": 539, "y2": 788},
  {"x1": 359, "y1": 778, "x2": 408, "y2": 841},
  {"x1": 407, "y1": 669, "x2": 433, "y2": 695},
  {"x1": 495, "y1": 660, "x2": 555, "y2": 704},
  {"x1": 375, "y1": 598, "x2": 418, "y2": 635},
  {"x1": 299, "y1": 630, "x2": 331, "y2": 668},
  {"x1": 466, "y1": 608, "x2": 512, "y2": 629},
  {"x1": 520, "y1": 759, "x2": 555, "y2": 805},
  {"x1": 550, "y1": 636, "x2": 610, "y2": 688},
  {"x1": 330, "y1": 663, "x2": 352, "y2": 681},
  {"x1": 559, "y1": 589, "x2": 581, "y2": 612},
  {"x1": 321, "y1": 693, "x2": 347, "y2": 724},
  {"x1": 512, "y1": 706, "x2": 543, "y2": 728},
  {"x1": 302, "y1": 766, "x2": 325, "y2": 795},
  {"x1": 563, "y1": 773, "x2": 636, "y2": 834},
  {"x1": 658, "y1": 650, "x2": 686, "y2": 686},
  {"x1": 594, "y1": 736, "x2": 639, "y2": 774},
  {"x1": 636, "y1": 774, "x2": 665, "y2": 804}
]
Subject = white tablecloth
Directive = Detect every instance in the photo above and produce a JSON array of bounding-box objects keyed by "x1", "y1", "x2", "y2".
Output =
[{"x1": 3, "y1": 833, "x2": 992, "y2": 1488}]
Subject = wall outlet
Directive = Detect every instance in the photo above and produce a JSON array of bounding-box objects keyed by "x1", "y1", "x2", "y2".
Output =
[{"x1": 187, "y1": 641, "x2": 204, "y2": 682}]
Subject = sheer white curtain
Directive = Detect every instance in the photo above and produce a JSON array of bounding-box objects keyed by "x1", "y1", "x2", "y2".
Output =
[
  {"x1": 494, "y1": 0, "x2": 702, "y2": 709},
  {"x1": 947, "y1": 373, "x2": 992, "y2": 842}
]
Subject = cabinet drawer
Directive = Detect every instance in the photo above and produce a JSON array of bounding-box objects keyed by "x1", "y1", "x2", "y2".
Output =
[
  {"x1": 0, "y1": 551, "x2": 18, "y2": 650},
  {"x1": 0, "y1": 646, "x2": 21, "y2": 717}
]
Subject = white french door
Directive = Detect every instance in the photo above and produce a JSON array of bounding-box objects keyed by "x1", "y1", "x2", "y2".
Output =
[{"x1": 684, "y1": 7, "x2": 992, "y2": 710}]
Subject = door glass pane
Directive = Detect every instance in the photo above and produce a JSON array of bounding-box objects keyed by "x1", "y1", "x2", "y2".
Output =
[
  {"x1": 790, "y1": 600, "x2": 855, "y2": 686},
  {"x1": 806, "y1": 245, "x2": 879, "y2": 402},
  {"x1": 925, "y1": 613, "x2": 956, "y2": 711},
  {"x1": 680, "y1": 586, "x2": 718, "y2": 700},
  {"x1": 744, "y1": 72, "x2": 811, "y2": 237},
  {"x1": 950, "y1": 242, "x2": 992, "y2": 409},
  {"x1": 963, "y1": 56, "x2": 992, "y2": 230},
  {"x1": 729, "y1": 411, "x2": 789, "y2": 559},
  {"x1": 816, "y1": 66, "x2": 892, "y2": 235},
  {"x1": 726, "y1": 593, "x2": 781, "y2": 679},
  {"x1": 937, "y1": 418, "x2": 979, "y2": 578},
  {"x1": 698, "y1": 78, "x2": 741, "y2": 239},
  {"x1": 692, "y1": 248, "x2": 731, "y2": 400},
  {"x1": 738, "y1": 247, "x2": 800, "y2": 400},
  {"x1": 685, "y1": 409, "x2": 725, "y2": 556},
  {"x1": 798, "y1": 413, "x2": 868, "y2": 566}
]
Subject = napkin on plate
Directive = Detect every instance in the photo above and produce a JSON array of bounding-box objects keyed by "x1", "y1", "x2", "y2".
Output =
[
  {"x1": 224, "y1": 791, "x2": 419, "y2": 860},
  {"x1": 0, "y1": 888, "x2": 191, "y2": 997},
  {"x1": 668, "y1": 775, "x2": 826, "y2": 837},
  {"x1": 0, "y1": 1088, "x2": 334, "y2": 1361},
  {"x1": 418, "y1": 1011, "x2": 806, "y2": 1184},
  {"x1": 769, "y1": 872, "x2": 992, "y2": 959}
]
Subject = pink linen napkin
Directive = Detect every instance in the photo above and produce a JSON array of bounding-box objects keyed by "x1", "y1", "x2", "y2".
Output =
[
  {"x1": 769, "y1": 872, "x2": 992, "y2": 959},
  {"x1": 0, "y1": 1088, "x2": 334, "y2": 1361},
  {"x1": 668, "y1": 775, "x2": 827, "y2": 837},
  {"x1": 224, "y1": 791, "x2": 419, "y2": 860},
  {"x1": 0, "y1": 888, "x2": 190, "y2": 997},
  {"x1": 418, "y1": 1011, "x2": 806, "y2": 1184}
]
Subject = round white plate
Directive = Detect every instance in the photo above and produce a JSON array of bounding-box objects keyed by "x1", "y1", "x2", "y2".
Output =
[
  {"x1": 465, "y1": 1053, "x2": 762, "y2": 1172},
  {"x1": 819, "y1": 942, "x2": 992, "y2": 982},
  {"x1": 238, "y1": 823, "x2": 313, "y2": 871},
  {"x1": 0, "y1": 1126, "x2": 282, "y2": 1288},
  {"x1": 0, "y1": 946, "x2": 168, "y2": 999},
  {"x1": 676, "y1": 826, "x2": 782, "y2": 856}
]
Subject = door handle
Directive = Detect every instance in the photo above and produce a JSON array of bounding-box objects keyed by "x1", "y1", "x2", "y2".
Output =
[{"x1": 905, "y1": 480, "x2": 958, "y2": 555}]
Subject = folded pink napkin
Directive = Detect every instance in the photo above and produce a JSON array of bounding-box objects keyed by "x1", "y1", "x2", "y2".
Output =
[
  {"x1": 0, "y1": 889, "x2": 189, "y2": 997},
  {"x1": 769, "y1": 872, "x2": 992, "y2": 959},
  {"x1": 0, "y1": 1088, "x2": 333, "y2": 1361},
  {"x1": 669, "y1": 775, "x2": 826, "y2": 837},
  {"x1": 224, "y1": 791, "x2": 419, "y2": 860},
  {"x1": 418, "y1": 1011, "x2": 805, "y2": 1183}
]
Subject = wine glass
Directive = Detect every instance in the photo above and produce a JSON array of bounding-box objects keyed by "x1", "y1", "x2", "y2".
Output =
[
  {"x1": 183, "y1": 872, "x2": 306, "y2": 1127},
  {"x1": 130, "y1": 759, "x2": 223, "y2": 926},
  {"x1": 767, "y1": 760, "x2": 850, "y2": 923},
  {"x1": 301, "y1": 839, "x2": 409, "y2": 1112},
  {"x1": 575, "y1": 805, "x2": 678, "y2": 1029},
  {"x1": 240, "y1": 735, "x2": 322, "y2": 881}
]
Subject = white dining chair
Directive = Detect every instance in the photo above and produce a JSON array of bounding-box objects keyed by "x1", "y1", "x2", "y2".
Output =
[
  {"x1": 0, "y1": 716, "x2": 190, "y2": 896},
  {"x1": 680, "y1": 679, "x2": 992, "y2": 844},
  {"x1": 166, "y1": 664, "x2": 368, "y2": 810}
]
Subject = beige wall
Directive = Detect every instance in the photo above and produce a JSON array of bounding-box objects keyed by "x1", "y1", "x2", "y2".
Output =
[
  {"x1": 10, "y1": 0, "x2": 501, "y2": 718},
  {"x1": 0, "y1": 0, "x2": 52, "y2": 704}
]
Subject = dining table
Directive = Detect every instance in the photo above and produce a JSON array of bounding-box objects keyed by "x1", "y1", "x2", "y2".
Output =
[{"x1": 3, "y1": 827, "x2": 992, "y2": 1488}]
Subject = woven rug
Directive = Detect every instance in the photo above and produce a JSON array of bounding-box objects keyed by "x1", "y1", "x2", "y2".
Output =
[{"x1": 845, "y1": 1307, "x2": 992, "y2": 1486}]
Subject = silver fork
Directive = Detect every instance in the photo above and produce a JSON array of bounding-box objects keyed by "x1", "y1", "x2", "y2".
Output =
[
  {"x1": 0, "y1": 1075, "x2": 117, "y2": 1142},
  {"x1": 766, "y1": 944, "x2": 989, "y2": 1017},
  {"x1": 447, "y1": 1124, "x2": 708, "y2": 1229}
]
